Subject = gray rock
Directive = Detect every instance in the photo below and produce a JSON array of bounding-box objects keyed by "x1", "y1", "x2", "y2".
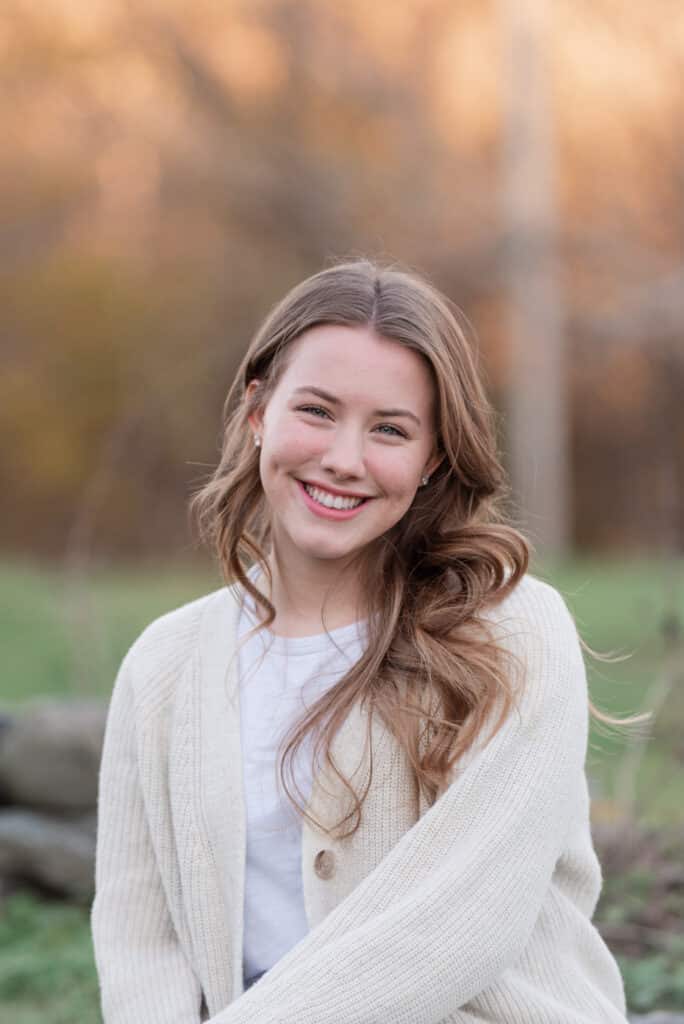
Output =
[
  {"x1": 0, "y1": 699, "x2": 106, "y2": 812},
  {"x1": 0, "y1": 807, "x2": 95, "y2": 900},
  {"x1": 629, "y1": 1014, "x2": 684, "y2": 1023}
]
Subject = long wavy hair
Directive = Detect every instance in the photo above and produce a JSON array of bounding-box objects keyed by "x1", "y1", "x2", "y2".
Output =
[{"x1": 190, "y1": 257, "x2": 641, "y2": 838}]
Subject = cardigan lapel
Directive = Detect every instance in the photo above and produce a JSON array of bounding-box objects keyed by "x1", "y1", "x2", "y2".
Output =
[
  {"x1": 190, "y1": 584, "x2": 247, "y2": 1013},
  {"x1": 190, "y1": 580, "x2": 364, "y2": 1009}
]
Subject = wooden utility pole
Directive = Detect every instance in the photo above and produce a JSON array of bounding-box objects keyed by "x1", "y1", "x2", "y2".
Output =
[{"x1": 499, "y1": 0, "x2": 569, "y2": 556}]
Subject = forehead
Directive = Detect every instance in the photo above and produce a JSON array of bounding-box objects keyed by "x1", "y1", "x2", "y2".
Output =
[{"x1": 278, "y1": 324, "x2": 434, "y2": 405}]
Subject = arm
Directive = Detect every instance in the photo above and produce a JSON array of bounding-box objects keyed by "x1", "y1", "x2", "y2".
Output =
[
  {"x1": 90, "y1": 649, "x2": 204, "y2": 1024},
  {"x1": 208, "y1": 582, "x2": 589, "y2": 1024}
]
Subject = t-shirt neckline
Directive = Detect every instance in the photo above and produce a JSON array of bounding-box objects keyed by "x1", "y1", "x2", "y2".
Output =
[{"x1": 238, "y1": 564, "x2": 369, "y2": 656}]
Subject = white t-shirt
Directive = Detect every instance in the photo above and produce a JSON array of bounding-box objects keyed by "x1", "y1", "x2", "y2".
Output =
[{"x1": 237, "y1": 568, "x2": 368, "y2": 983}]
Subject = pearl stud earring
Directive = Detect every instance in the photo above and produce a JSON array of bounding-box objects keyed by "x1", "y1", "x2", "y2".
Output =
[
  {"x1": 421, "y1": 475, "x2": 429, "y2": 486},
  {"x1": 254, "y1": 435, "x2": 261, "y2": 448}
]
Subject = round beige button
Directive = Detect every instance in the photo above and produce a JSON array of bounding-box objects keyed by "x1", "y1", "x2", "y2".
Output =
[{"x1": 314, "y1": 849, "x2": 335, "y2": 880}]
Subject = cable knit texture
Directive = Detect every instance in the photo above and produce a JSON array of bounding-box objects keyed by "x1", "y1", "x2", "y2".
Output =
[{"x1": 91, "y1": 574, "x2": 629, "y2": 1023}]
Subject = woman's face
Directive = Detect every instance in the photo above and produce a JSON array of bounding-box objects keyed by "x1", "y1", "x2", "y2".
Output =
[{"x1": 247, "y1": 324, "x2": 442, "y2": 572}]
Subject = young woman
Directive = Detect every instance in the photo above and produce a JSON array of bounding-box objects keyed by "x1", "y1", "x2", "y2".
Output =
[{"x1": 91, "y1": 259, "x2": 632, "y2": 1023}]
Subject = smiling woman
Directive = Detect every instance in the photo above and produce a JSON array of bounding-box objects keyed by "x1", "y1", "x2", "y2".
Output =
[{"x1": 91, "y1": 258, "x2": 632, "y2": 1023}]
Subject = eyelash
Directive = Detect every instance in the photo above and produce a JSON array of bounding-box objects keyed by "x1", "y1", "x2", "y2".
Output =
[{"x1": 296, "y1": 405, "x2": 407, "y2": 439}]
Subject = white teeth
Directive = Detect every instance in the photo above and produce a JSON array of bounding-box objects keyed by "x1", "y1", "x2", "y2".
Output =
[{"x1": 303, "y1": 484, "x2": 364, "y2": 510}]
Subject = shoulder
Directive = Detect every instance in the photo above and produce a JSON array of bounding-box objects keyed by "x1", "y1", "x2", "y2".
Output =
[
  {"x1": 481, "y1": 573, "x2": 588, "y2": 721},
  {"x1": 483, "y1": 573, "x2": 580, "y2": 653},
  {"x1": 120, "y1": 585, "x2": 237, "y2": 706}
]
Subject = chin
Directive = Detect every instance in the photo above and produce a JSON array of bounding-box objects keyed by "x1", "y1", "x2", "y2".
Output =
[
  {"x1": 293, "y1": 530, "x2": 366, "y2": 560},
  {"x1": 299, "y1": 542, "x2": 360, "y2": 562}
]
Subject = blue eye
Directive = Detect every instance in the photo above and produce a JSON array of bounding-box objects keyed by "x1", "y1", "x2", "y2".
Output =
[
  {"x1": 296, "y1": 405, "x2": 407, "y2": 438},
  {"x1": 298, "y1": 405, "x2": 330, "y2": 418},
  {"x1": 376, "y1": 424, "x2": 406, "y2": 438}
]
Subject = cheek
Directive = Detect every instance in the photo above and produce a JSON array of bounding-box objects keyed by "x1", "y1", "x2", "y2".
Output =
[
  {"x1": 367, "y1": 452, "x2": 421, "y2": 498},
  {"x1": 265, "y1": 421, "x2": 326, "y2": 465}
]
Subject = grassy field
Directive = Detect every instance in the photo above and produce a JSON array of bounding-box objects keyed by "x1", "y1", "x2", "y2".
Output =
[
  {"x1": 2, "y1": 554, "x2": 682, "y2": 825},
  {"x1": 0, "y1": 554, "x2": 683, "y2": 1020}
]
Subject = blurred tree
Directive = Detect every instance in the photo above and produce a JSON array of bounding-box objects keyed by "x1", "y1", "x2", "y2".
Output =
[
  {"x1": 1, "y1": 0, "x2": 683, "y2": 559},
  {"x1": 499, "y1": 0, "x2": 568, "y2": 557}
]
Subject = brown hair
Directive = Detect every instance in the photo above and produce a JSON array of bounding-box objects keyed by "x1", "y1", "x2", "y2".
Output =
[{"x1": 190, "y1": 257, "x2": 641, "y2": 837}]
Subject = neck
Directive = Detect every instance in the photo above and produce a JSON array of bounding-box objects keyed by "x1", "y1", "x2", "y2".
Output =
[{"x1": 253, "y1": 545, "x2": 367, "y2": 638}]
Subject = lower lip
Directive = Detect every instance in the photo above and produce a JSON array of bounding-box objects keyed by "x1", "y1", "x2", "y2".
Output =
[{"x1": 296, "y1": 479, "x2": 371, "y2": 520}]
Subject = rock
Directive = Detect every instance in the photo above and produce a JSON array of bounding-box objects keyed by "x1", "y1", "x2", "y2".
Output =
[
  {"x1": 629, "y1": 1015, "x2": 684, "y2": 1023},
  {"x1": 0, "y1": 700, "x2": 107, "y2": 812},
  {"x1": 0, "y1": 807, "x2": 95, "y2": 900}
]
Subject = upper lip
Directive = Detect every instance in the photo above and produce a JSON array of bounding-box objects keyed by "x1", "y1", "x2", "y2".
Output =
[{"x1": 299, "y1": 479, "x2": 373, "y2": 499}]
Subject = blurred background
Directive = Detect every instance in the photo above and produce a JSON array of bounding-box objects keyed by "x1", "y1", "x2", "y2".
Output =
[{"x1": 1, "y1": 0, "x2": 683, "y2": 1020}]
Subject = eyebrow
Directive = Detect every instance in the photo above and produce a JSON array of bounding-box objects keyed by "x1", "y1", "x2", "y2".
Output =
[{"x1": 292, "y1": 386, "x2": 421, "y2": 427}]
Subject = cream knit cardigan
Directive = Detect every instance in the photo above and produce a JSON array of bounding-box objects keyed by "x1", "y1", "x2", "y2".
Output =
[{"x1": 91, "y1": 574, "x2": 629, "y2": 1023}]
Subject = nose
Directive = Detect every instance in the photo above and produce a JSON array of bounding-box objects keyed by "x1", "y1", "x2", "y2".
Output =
[{"x1": 318, "y1": 424, "x2": 366, "y2": 480}]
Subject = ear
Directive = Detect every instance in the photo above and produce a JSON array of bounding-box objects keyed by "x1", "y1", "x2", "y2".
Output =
[
  {"x1": 424, "y1": 449, "x2": 445, "y2": 480},
  {"x1": 245, "y1": 378, "x2": 265, "y2": 436}
]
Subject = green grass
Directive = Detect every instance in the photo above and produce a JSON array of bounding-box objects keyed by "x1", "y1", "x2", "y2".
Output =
[
  {"x1": 0, "y1": 889, "x2": 100, "y2": 1024},
  {"x1": 0, "y1": 557, "x2": 221, "y2": 705},
  {"x1": 537, "y1": 555, "x2": 684, "y2": 829},
  {"x1": 2, "y1": 554, "x2": 683, "y2": 827}
]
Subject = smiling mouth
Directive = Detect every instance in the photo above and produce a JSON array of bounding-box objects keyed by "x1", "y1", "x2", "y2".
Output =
[{"x1": 301, "y1": 481, "x2": 369, "y2": 510}]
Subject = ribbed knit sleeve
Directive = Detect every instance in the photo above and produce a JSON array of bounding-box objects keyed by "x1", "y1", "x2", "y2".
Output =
[
  {"x1": 90, "y1": 647, "x2": 204, "y2": 1024},
  {"x1": 208, "y1": 582, "x2": 604, "y2": 1024}
]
